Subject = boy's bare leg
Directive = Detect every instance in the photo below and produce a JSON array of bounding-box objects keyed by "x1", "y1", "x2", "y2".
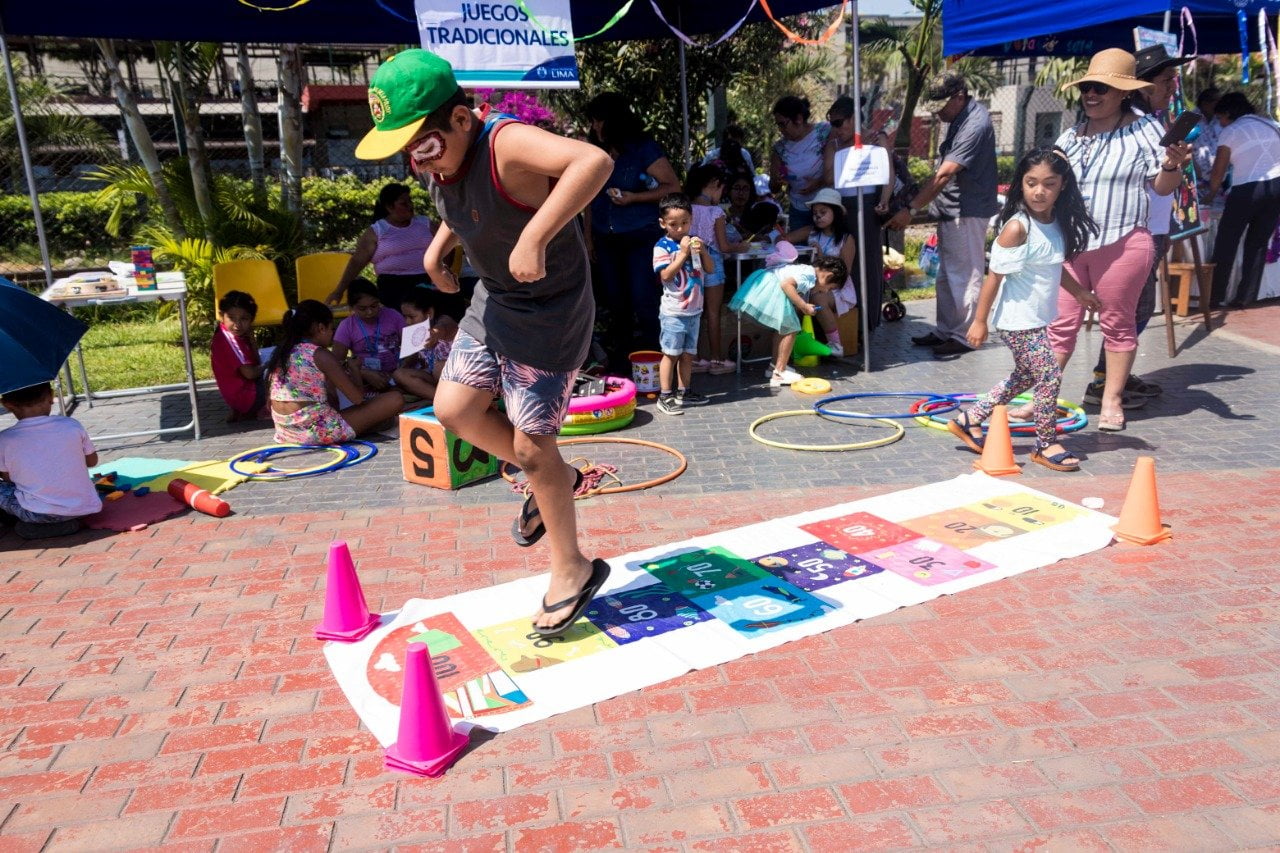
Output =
[
  {"x1": 435, "y1": 380, "x2": 590, "y2": 618},
  {"x1": 678, "y1": 352, "x2": 693, "y2": 388},
  {"x1": 659, "y1": 355, "x2": 677, "y2": 394},
  {"x1": 515, "y1": 432, "x2": 592, "y2": 629}
]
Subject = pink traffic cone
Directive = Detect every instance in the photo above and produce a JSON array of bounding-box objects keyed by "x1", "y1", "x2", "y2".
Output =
[
  {"x1": 384, "y1": 643, "x2": 470, "y2": 777},
  {"x1": 313, "y1": 540, "x2": 380, "y2": 642}
]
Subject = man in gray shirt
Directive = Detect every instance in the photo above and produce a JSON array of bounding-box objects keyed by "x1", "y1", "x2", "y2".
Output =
[{"x1": 888, "y1": 72, "x2": 999, "y2": 357}]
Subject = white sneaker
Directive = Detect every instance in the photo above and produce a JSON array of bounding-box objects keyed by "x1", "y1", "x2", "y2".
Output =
[
  {"x1": 768, "y1": 368, "x2": 804, "y2": 387},
  {"x1": 826, "y1": 343, "x2": 844, "y2": 357}
]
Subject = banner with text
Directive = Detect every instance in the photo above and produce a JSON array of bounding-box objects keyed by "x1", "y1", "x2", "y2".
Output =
[{"x1": 415, "y1": 0, "x2": 580, "y2": 89}]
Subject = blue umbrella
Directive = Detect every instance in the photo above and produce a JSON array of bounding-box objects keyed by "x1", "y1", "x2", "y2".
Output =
[{"x1": 0, "y1": 277, "x2": 89, "y2": 396}]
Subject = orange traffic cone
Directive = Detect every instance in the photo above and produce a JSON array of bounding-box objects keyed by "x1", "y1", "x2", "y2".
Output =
[
  {"x1": 384, "y1": 643, "x2": 470, "y2": 778},
  {"x1": 973, "y1": 404, "x2": 1020, "y2": 476},
  {"x1": 1111, "y1": 456, "x2": 1171, "y2": 545},
  {"x1": 313, "y1": 541, "x2": 381, "y2": 642}
]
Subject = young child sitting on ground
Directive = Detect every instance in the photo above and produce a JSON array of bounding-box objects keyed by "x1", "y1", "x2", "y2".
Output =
[
  {"x1": 391, "y1": 286, "x2": 459, "y2": 402},
  {"x1": 267, "y1": 300, "x2": 404, "y2": 445},
  {"x1": 0, "y1": 382, "x2": 101, "y2": 539},
  {"x1": 211, "y1": 290, "x2": 267, "y2": 422},
  {"x1": 729, "y1": 245, "x2": 848, "y2": 387},
  {"x1": 332, "y1": 278, "x2": 405, "y2": 398},
  {"x1": 653, "y1": 193, "x2": 714, "y2": 416}
]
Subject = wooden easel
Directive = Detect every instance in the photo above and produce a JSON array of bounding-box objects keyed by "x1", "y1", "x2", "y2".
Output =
[{"x1": 1162, "y1": 232, "x2": 1215, "y2": 357}]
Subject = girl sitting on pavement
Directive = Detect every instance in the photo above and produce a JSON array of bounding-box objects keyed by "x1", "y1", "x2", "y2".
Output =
[
  {"x1": 332, "y1": 278, "x2": 405, "y2": 399},
  {"x1": 267, "y1": 300, "x2": 403, "y2": 445},
  {"x1": 392, "y1": 286, "x2": 459, "y2": 403},
  {"x1": 210, "y1": 290, "x2": 267, "y2": 422},
  {"x1": 728, "y1": 244, "x2": 847, "y2": 387},
  {"x1": 948, "y1": 148, "x2": 1100, "y2": 472}
]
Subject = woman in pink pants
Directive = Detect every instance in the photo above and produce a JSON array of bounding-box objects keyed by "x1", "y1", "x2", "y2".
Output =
[{"x1": 1050, "y1": 49, "x2": 1192, "y2": 431}]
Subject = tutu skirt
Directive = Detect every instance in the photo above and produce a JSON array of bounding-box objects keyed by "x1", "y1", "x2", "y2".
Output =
[{"x1": 728, "y1": 264, "x2": 814, "y2": 335}]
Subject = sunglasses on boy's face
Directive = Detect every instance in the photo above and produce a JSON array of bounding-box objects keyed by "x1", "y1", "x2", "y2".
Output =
[
  {"x1": 1078, "y1": 82, "x2": 1113, "y2": 96},
  {"x1": 828, "y1": 117, "x2": 850, "y2": 128}
]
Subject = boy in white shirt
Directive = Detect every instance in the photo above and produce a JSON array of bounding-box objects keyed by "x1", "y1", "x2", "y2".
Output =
[{"x1": 0, "y1": 383, "x2": 101, "y2": 539}]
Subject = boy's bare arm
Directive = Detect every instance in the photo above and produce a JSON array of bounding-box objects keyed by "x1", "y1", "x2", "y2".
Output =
[
  {"x1": 424, "y1": 222, "x2": 462, "y2": 292},
  {"x1": 493, "y1": 124, "x2": 612, "y2": 282},
  {"x1": 85, "y1": 452, "x2": 99, "y2": 468}
]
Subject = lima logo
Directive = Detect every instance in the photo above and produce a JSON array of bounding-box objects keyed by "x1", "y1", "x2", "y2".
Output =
[{"x1": 536, "y1": 66, "x2": 548, "y2": 78}]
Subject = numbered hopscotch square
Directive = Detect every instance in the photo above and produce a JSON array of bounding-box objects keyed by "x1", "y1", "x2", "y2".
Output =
[
  {"x1": 966, "y1": 493, "x2": 1083, "y2": 532},
  {"x1": 585, "y1": 581, "x2": 712, "y2": 645},
  {"x1": 689, "y1": 578, "x2": 834, "y2": 637},
  {"x1": 640, "y1": 547, "x2": 761, "y2": 597},
  {"x1": 899, "y1": 508, "x2": 1026, "y2": 550},
  {"x1": 801, "y1": 511, "x2": 920, "y2": 554},
  {"x1": 473, "y1": 615, "x2": 617, "y2": 677},
  {"x1": 753, "y1": 542, "x2": 885, "y2": 592},
  {"x1": 861, "y1": 538, "x2": 997, "y2": 587}
]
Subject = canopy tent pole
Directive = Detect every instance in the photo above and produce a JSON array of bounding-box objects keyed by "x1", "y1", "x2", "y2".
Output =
[
  {"x1": 849, "y1": 1, "x2": 872, "y2": 371},
  {"x1": 0, "y1": 24, "x2": 54, "y2": 288}
]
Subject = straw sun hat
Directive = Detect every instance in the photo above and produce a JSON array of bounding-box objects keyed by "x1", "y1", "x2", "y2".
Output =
[{"x1": 1062, "y1": 48, "x2": 1154, "y2": 92}]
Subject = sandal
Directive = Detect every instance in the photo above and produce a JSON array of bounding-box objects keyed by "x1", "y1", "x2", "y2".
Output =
[
  {"x1": 532, "y1": 559, "x2": 611, "y2": 638},
  {"x1": 947, "y1": 412, "x2": 986, "y2": 454},
  {"x1": 511, "y1": 467, "x2": 585, "y2": 547},
  {"x1": 1097, "y1": 411, "x2": 1126, "y2": 432},
  {"x1": 1030, "y1": 442, "x2": 1081, "y2": 472}
]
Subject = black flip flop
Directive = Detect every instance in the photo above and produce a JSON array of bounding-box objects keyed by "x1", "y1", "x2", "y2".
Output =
[
  {"x1": 511, "y1": 467, "x2": 584, "y2": 547},
  {"x1": 532, "y1": 559, "x2": 612, "y2": 639}
]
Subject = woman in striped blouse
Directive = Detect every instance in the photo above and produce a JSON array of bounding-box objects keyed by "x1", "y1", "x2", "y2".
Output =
[{"x1": 1050, "y1": 49, "x2": 1192, "y2": 432}]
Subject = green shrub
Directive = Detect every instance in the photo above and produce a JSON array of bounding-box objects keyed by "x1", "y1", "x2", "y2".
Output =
[
  {"x1": 301, "y1": 175, "x2": 436, "y2": 252},
  {"x1": 0, "y1": 191, "x2": 142, "y2": 260},
  {"x1": 907, "y1": 157, "x2": 932, "y2": 189},
  {"x1": 997, "y1": 155, "x2": 1017, "y2": 185}
]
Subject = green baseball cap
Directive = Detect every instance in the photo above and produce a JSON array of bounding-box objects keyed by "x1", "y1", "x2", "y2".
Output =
[{"x1": 356, "y1": 50, "x2": 459, "y2": 161}]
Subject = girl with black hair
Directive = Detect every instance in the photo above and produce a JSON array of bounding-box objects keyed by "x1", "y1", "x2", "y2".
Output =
[
  {"x1": 391, "y1": 286, "x2": 459, "y2": 402},
  {"x1": 211, "y1": 290, "x2": 267, "y2": 422},
  {"x1": 267, "y1": 300, "x2": 403, "y2": 445},
  {"x1": 324, "y1": 182, "x2": 458, "y2": 318},
  {"x1": 583, "y1": 92, "x2": 682, "y2": 367},
  {"x1": 685, "y1": 163, "x2": 749, "y2": 373},
  {"x1": 948, "y1": 148, "x2": 1101, "y2": 472}
]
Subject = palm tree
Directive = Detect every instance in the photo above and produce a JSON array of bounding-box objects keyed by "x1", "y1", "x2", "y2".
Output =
[
  {"x1": 0, "y1": 57, "x2": 115, "y2": 193},
  {"x1": 153, "y1": 41, "x2": 221, "y2": 240},
  {"x1": 861, "y1": 0, "x2": 943, "y2": 152},
  {"x1": 236, "y1": 44, "x2": 267, "y2": 203},
  {"x1": 95, "y1": 38, "x2": 186, "y2": 240}
]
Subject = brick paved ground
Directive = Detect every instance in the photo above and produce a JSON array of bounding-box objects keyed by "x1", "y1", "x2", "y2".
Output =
[{"x1": 1, "y1": 300, "x2": 1277, "y2": 850}]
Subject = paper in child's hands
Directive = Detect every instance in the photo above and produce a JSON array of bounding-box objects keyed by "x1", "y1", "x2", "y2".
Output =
[{"x1": 399, "y1": 320, "x2": 432, "y2": 360}]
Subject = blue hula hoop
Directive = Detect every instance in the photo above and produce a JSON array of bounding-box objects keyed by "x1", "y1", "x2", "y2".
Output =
[
  {"x1": 228, "y1": 441, "x2": 379, "y2": 480},
  {"x1": 915, "y1": 394, "x2": 1087, "y2": 434},
  {"x1": 814, "y1": 391, "x2": 962, "y2": 420}
]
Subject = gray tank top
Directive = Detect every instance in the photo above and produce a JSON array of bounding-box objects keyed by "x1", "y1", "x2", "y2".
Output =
[{"x1": 428, "y1": 115, "x2": 593, "y2": 372}]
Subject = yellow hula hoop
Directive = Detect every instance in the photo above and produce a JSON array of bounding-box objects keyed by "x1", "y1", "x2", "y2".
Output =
[
  {"x1": 749, "y1": 410, "x2": 905, "y2": 452},
  {"x1": 229, "y1": 443, "x2": 352, "y2": 477}
]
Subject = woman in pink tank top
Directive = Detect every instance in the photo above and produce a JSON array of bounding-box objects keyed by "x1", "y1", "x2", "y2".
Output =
[{"x1": 325, "y1": 184, "x2": 466, "y2": 320}]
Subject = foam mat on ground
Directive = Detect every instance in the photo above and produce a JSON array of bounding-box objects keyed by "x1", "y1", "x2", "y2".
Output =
[
  {"x1": 84, "y1": 492, "x2": 187, "y2": 532},
  {"x1": 90, "y1": 457, "x2": 196, "y2": 490},
  {"x1": 139, "y1": 458, "x2": 268, "y2": 496}
]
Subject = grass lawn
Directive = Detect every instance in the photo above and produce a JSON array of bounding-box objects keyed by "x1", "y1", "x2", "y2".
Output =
[{"x1": 67, "y1": 317, "x2": 213, "y2": 393}]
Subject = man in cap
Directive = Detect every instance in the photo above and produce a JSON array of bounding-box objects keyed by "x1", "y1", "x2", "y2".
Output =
[
  {"x1": 356, "y1": 50, "x2": 614, "y2": 638},
  {"x1": 887, "y1": 71, "x2": 999, "y2": 358}
]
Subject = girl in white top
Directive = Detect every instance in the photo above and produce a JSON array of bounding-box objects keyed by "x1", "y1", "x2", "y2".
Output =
[{"x1": 949, "y1": 149, "x2": 1102, "y2": 472}]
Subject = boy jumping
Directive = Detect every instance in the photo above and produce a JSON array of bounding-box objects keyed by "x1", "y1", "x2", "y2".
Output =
[{"x1": 356, "y1": 51, "x2": 613, "y2": 638}]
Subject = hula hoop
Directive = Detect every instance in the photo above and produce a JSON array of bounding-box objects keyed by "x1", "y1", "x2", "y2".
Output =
[
  {"x1": 911, "y1": 395, "x2": 1087, "y2": 435},
  {"x1": 565, "y1": 376, "x2": 636, "y2": 414},
  {"x1": 558, "y1": 411, "x2": 635, "y2": 435},
  {"x1": 500, "y1": 436, "x2": 687, "y2": 496},
  {"x1": 749, "y1": 410, "x2": 905, "y2": 451},
  {"x1": 814, "y1": 391, "x2": 961, "y2": 420},
  {"x1": 228, "y1": 441, "x2": 379, "y2": 480},
  {"x1": 563, "y1": 398, "x2": 636, "y2": 426}
]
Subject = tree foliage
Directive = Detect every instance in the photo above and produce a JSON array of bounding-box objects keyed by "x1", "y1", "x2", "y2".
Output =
[{"x1": 544, "y1": 17, "x2": 837, "y2": 173}]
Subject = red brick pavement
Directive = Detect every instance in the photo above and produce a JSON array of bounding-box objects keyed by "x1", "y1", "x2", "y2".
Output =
[
  {"x1": 2, "y1": 469, "x2": 1278, "y2": 850},
  {"x1": 1208, "y1": 301, "x2": 1280, "y2": 351}
]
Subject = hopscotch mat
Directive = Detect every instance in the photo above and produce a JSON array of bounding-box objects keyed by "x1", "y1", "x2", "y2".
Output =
[{"x1": 325, "y1": 473, "x2": 1116, "y2": 745}]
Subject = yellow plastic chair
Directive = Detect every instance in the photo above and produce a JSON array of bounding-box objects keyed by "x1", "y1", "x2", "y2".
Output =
[
  {"x1": 296, "y1": 251, "x2": 353, "y2": 318},
  {"x1": 212, "y1": 259, "x2": 290, "y2": 327}
]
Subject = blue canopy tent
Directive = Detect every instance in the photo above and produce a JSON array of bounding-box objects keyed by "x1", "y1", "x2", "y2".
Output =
[{"x1": 942, "y1": 0, "x2": 1280, "y2": 57}]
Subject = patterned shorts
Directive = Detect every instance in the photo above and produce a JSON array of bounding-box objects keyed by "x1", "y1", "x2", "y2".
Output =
[{"x1": 440, "y1": 329, "x2": 577, "y2": 436}]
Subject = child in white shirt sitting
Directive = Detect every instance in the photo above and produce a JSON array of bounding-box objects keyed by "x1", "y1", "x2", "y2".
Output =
[{"x1": 0, "y1": 382, "x2": 101, "y2": 539}]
